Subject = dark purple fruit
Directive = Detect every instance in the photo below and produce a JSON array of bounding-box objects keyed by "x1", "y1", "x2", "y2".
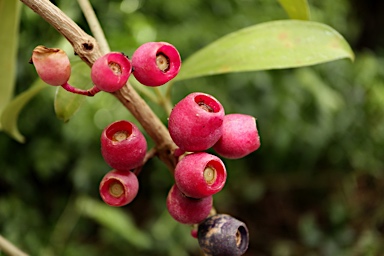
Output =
[{"x1": 197, "y1": 214, "x2": 249, "y2": 256}]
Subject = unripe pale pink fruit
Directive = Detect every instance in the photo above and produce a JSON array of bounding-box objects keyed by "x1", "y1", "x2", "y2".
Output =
[
  {"x1": 31, "y1": 45, "x2": 71, "y2": 86},
  {"x1": 131, "y1": 42, "x2": 181, "y2": 86},
  {"x1": 166, "y1": 184, "x2": 212, "y2": 224},
  {"x1": 168, "y1": 92, "x2": 225, "y2": 152},
  {"x1": 174, "y1": 152, "x2": 227, "y2": 199},
  {"x1": 99, "y1": 169, "x2": 139, "y2": 207},
  {"x1": 91, "y1": 52, "x2": 132, "y2": 92},
  {"x1": 101, "y1": 120, "x2": 147, "y2": 171},
  {"x1": 213, "y1": 114, "x2": 260, "y2": 159}
]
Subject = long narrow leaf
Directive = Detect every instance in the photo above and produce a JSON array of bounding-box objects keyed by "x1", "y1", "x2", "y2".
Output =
[
  {"x1": 0, "y1": 0, "x2": 21, "y2": 129},
  {"x1": 175, "y1": 20, "x2": 354, "y2": 82},
  {"x1": 0, "y1": 82, "x2": 46, "y2": 143},
  {"x1": 76, "y1": 196, "x2": 152, "y2": 249}
]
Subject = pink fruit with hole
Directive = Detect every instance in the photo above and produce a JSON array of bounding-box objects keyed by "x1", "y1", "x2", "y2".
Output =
[
  {"x1": 101, "y1": 120, "x2": 147, "y2": 171},
  {"x1": 131, "y1": 42, "x2": 181, "y2": 86},
  {"x1": 213, "y1": 114, "x2": 260, "y2": 159},
  {"x1": 168, "y1": 92, "x2": 225, "y2": 152},
  {"x1": 99, "y1": 169, "x2": 139, "y2": 207},
  {"x1": 166, "y1": 184, "x2": 212, "y2": 224},
  {"x1": 174, "y1": 152, "x2": 226, "y2": 199},
  {"x1": 91, "y1": 52, "x2": 132, "y2": 92},
  {"x1": 31, "y1": 45, "x2": 71, "y2": 86}
]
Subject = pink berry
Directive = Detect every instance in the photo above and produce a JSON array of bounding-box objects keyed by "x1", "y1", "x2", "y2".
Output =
[
  {"x1": 101, "y1": 120, "x2": 147, "y2": 171},
  {"x1": 91, "y1": 52, "x2": 132, "y2": 92},
  {"x1": 191, "y1": 229, "x2": 198, "y2": 239},
  {"x1": 99, "y1": 169, "x2": 139, "y2": 207},
  {"x1": 131, "y1": 42, "x2": 181, "y2": 86},
  {"x1": 31, "y1": 45, "x2": 71, "y2": 86},
  {"x1": 213, "y1": 114, "x2": 261, "y2": 159},
  {"x1": 166, "y1": 184, "x2": 212, "y2": 224},
  {"x1": 174, "y1": 152, "x2": 227, "y2": 199},
  {"x1": 168, "y1": 92, "x2": 225, "y2": 152}
]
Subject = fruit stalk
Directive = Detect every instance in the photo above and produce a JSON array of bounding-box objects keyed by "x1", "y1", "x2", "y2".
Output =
[{"x1": 20, "y1": 0, "x2": 178, "y2": 171}]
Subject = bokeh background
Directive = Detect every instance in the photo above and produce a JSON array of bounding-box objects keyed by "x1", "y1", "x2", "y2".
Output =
[{"x1": 2, "y1": 0, "x2": 384, "y2": 255}]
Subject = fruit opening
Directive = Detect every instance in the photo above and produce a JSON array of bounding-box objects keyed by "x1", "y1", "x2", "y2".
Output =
[
  {"x1": 109, "y1": 181, "x2": 124, "y2": 198},
  {"x1": 236, "y1": 225, "x2": 248, "y2": 251},
  {"x1": 108, "y1": 61, "x2": 122, "y2": 75},
  {"x1": 112, "y1": 131, "x2": 129, "y2": 142},
  {"x1": 194, "y1": 94, "x2": 221, "y2": 113},
  {"x1": 156, "y1": 53, "x2": 170, "y2": 72},
  {"x1": 106, "y1": 121, "x2": 133, "y2": 141},
  {"x1": 203, "y1": 166, "x2": 217, "y2": 185},
  {"x1": 205, "y1": 160, "x2": 226, "y2": 189},
  {"x1": 198, "y1": 102, "x2": 214, "y2": 112}
]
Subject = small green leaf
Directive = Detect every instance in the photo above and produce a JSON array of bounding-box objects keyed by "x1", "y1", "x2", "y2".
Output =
[
  {"x1": 0, "y1": 81, "x2": 46, "y2": 143},
  {"x1": 0, "y1": 0, "x2": 21, "y2": 129},
  {"x1": 278, "y1": 0, "x2": 310, "y2": 20},
  {"x1": 54, "y1": 61, "x2": 92, "y2": 122},
  {"x1": 76, "y1": 196, "x2": 152, "y2": 249},
  {"x1": 175, "y1": 20, "x2": 354, "y2": 81}
]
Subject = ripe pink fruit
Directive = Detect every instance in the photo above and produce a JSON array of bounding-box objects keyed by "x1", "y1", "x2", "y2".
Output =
[
  {"x1": 168, "y1": 92, "x2": 225, "y2": 152},
  {"x1": 101, "y1": 120, "x2": 147, "y2": 171},
  {"x1": 213, "y1": 114, "x2": 261, "y2": 159},
  {"x1": 166, "y1": 185, "x2": 212, "y2": 224},
  {"x1": 174, "y1": 152, "x2": 227, "y2": 199},
  {"x1": 31, "y1": 45, "x2": 71, "y2": 86},
  {"x1": 91, "y1": 52, "x2": 132, "y2": 92},
  {"x1": 131, "y1": 42, "x2": 181, "y2": 86},
  {"x1": 99, "y1": 169, "x2": 139, "y2": 207}
]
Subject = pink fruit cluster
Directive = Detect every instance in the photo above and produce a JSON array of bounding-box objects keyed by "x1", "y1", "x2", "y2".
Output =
[
  {"x1": 30, "y1": 42, "x2": 181, "y2": 96},
  {"x1": 166, "y1": 92, "x2": 261, "y2": 225},
  {"x1": 31, "y1": 41, "x2": 257, "y2": 255},
  {"x1": 99, "y1": 120, "x2": 147, "y2": 207}
]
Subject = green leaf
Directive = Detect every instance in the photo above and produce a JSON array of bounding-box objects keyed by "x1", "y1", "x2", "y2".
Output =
[
  {"x1": 76, "y1": 196, "x2": 152, "y2": 249},
  {"x1": 278, "y1": 0, "x2": 310, "y2": 20},
  {"x1": 0, "y1": 81, "x2": 46, "y2": 143},
  {"x1": 175, "y1": 20, "x2": 354, "y2": 81},
  {"x1": 54, "y1": 61, "x2": 92, "y2": 122},
  {"x1": 0, "y1": 0, "x2": 21, "y2": 129}
]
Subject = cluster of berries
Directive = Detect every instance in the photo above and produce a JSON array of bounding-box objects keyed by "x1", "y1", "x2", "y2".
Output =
[
  {"x1": 31, "y1": 41, "x2": 260, "y2": 256},
  {"x1": 30, "y1": 41, "x2": 181, "y2": 95},
  {"x1": 167, "y1": 92, "x2": 260, "y2": 255}
]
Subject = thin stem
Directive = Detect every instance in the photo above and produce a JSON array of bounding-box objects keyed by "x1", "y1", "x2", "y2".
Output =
[
  {"x1": 0, "y1": 235, "x2": 29, "y2": 256},
  {"x1": 130, "y1": 78, "x2": 159, "y2": 104},
  {"x1": 164, "y1": 83, "x2": 175, "y2": 115},
  {"x1": 76, "y1": 0, "x2": 110, "y2": 55},
  {"x1": 154, "y1": 87, "x2": 173, "y2": 115},
  {"x1": 61, "y1": 82, "x2": 100, "y2": 96},
  {"x1": 133, "y1": 147, "x2": 157, "y2": 176},
  {"x1": 48, "y1": 193, "x2": 80, "y2": 254}
]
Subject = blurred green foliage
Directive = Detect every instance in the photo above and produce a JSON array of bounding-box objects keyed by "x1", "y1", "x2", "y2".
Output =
[{"x1": 1, "y1": 0, "x2": 384, "y2": 255}]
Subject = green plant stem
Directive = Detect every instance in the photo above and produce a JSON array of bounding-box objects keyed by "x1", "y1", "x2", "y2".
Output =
[
  {"x1": 48, "y1": 193, "x2": 81, "y2": 254},
  {"x1": 133, "y1": 147, "x2": 157, "y2": 176},
  {"x1": 76, "y1": 0, "x2": 110, "y2": 54},
  {"x1": 0, "y1": 235, "x2": 29, "y2": 256},
  {"x1": 154, "y1": 87, "x2": 173, "y2": 115},
  {"x1": 164, "y1": 83, "x2": 175, "y2": 115},
  {"x1": 130, "y1": 79, "x2": 159, "y2": 104}
]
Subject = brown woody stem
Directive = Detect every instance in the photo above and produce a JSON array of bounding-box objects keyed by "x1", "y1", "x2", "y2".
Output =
[{"x1": 20, "y1": 0, "x2": 178, "y2": 171}]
